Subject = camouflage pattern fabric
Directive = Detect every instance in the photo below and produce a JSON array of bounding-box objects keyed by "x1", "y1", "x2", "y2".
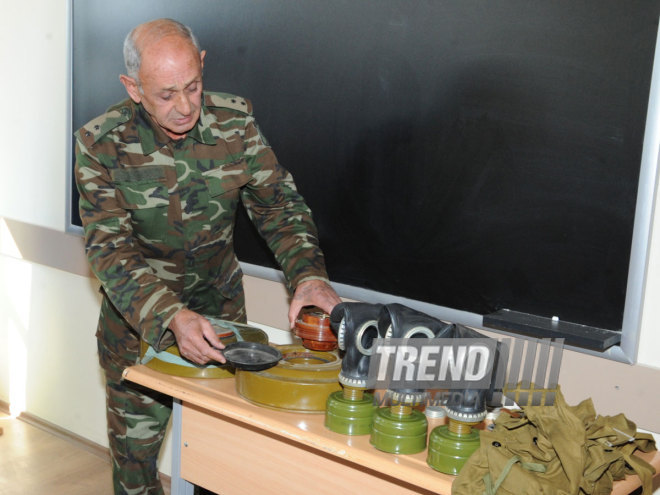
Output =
[
  {"x1": 75, "y1": 92, "x2": 330, "y2": 494},
  {"x1": 105, "y1": 366, "x2": 172, "y2": 495},
  {"x1": 75, "y1": 91, "x2": 329, "y2": 363}
]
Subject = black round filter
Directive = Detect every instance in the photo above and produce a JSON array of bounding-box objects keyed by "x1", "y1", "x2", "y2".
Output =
[{"x1": 222, "y1": 341, "x2": 282, "y2": 371}]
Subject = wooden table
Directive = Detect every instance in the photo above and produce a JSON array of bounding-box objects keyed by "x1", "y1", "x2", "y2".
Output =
[{"x1": 122, "y1": 365, "x2": 660, "y2": 495}]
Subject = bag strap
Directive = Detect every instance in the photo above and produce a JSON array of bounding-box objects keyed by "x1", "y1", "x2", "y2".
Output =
[
  {"x1": 483, "y1": 455, "x2": 547, "y2": 495},
  {"x1": 620, "y1": 443, "x2": 656, "y2": 495}
]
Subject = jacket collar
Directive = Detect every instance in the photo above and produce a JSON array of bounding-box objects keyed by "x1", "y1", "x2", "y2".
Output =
[{"x1": 134, "y1": 98, "x2": 216, "y2": 155}]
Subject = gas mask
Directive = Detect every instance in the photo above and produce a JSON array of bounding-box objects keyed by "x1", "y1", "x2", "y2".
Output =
[
  {"x1": 378, "y1": 303, "x2": 454, "y2": 339},
  {"x1": 377, "y1": 303, "x2": 453, "y2": 403},
  {"x1": 330, "y1": 302, "x2": 383, "y2": 389}
]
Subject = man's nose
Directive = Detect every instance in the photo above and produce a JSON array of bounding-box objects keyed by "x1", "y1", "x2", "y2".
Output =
[{"x1": 175, "y1": 92, "x2": 192, "y2": 115}]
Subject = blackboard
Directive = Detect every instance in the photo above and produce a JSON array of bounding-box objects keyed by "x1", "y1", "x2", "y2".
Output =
[{"x1": 69, "y1": 0, "x2": 660, "y2": 351}]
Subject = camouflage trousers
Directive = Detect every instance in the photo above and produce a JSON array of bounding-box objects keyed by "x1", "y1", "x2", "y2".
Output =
[
  {"x1": 98, "y1": 292, "x2": 247, "y2": 495},
  {"x1": 105, "y1": 370, "x2": 172, "y2": 495}
]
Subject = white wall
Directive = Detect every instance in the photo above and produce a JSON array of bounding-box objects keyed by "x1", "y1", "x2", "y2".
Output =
[
  {"x1": 2, "y1": 0, "x2": 660, "y2": 484},
  {"x1": 2, "y1": 1, "x2": 68, "y2": 230}
]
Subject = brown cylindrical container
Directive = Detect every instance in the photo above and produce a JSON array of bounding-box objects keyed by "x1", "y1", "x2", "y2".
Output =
[{"x1": 294, "y1": 310, "x2": 337, "y2": 351}]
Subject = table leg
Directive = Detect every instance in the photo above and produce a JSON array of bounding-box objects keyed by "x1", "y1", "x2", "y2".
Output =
[{"x1": 171, "y1": 399, "x2": 195, "y2": 495}]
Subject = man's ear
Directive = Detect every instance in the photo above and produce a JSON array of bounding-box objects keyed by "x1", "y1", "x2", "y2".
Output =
[
  {"x1": 119, "y1": 74, "x2": 142, "y2": 104},
  {"x1": 200, "y1": 50, "x2": 206, "y2": 70}
]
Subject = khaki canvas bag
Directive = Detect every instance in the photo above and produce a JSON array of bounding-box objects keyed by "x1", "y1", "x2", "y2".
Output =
[{"x1": 452, "y1": 389, "x2": 656, "y2": 495}]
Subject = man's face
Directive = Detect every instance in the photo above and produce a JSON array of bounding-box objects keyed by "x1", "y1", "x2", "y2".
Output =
[{"x1": 121, "y1": 36, "x2": 206, "y2": 140}]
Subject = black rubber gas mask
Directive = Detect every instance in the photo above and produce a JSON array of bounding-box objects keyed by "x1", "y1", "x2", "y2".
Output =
[
  {"x1": 330, "y1": 302, "x2": 383, "y2": 389},
  {"x1": 378, "y1": 303, "x2": 454, "y2": 339},
  {"x1": 376, "y1": 303, "x2": 454, "y2": 402}
]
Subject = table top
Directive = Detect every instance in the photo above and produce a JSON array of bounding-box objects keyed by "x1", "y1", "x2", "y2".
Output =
[
  {"x1": 123, "y1": 365, "x2": 455, "y2": 493},
  {"x1": 122, "y1": 365, "x2": 660, "y2": 495}
]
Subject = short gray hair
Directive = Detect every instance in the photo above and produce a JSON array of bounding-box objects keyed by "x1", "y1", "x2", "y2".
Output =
[{"x1": 123, "y1": 18, "x2": 201, "y2": 80}]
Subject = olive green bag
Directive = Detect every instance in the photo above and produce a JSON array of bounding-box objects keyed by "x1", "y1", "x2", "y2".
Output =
[{"x1": 452, "y1": 389, "x2": 656, "y2": 495}]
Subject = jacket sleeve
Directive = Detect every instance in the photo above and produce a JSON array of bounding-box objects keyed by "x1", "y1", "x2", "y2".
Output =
[
  {"x1": 239, "y1": 115, "x2": 330, "y2": 291},
  {"x1": 74, "y1": 137, "x2": 184, "y2": 350}
]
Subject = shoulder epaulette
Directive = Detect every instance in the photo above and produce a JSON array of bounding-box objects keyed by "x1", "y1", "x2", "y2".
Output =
[
  {"x1": 75, "y1": 100, "x2": 133, "y2": 147},
  {"x1": 204, "y1": 91, "x2": 253, "y2": 115}
]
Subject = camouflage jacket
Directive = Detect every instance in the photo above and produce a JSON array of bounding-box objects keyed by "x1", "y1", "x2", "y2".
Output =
[{"x1": 75, "y1": 92, "x2": 329, "y2": 359}]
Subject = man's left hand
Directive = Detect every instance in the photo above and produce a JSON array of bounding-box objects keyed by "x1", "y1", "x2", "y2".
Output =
[{"x1": 288, "y1": 280, "x2": 342, "y2": 329}]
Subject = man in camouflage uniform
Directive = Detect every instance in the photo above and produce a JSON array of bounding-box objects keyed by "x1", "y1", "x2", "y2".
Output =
[{"x1": 74, "y1": 18, "x2": 341, "y2": 495}]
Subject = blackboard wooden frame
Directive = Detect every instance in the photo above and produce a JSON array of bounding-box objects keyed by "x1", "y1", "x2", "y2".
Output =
[{"x1": 64, "y1": 0, "x2": 660, "y2": 363}]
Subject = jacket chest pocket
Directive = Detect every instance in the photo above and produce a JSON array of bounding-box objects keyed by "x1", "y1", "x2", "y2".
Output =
[
  {"x1": 202, "y1": 165, "x2": 250, "y2": 231},
  {"x1": 112, "y1": 166, "x2": 171, "y2": 234},
  {"x1": 202, "y1": 161, "x2": 251, "y2": 198},
  {"x1": 113, "y1": 166, "x2": 170, "y2": 209}
]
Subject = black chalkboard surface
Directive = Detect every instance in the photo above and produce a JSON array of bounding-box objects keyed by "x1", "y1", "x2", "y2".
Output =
[{"x1": 70, "y1": 1, "x2": 660, "y2": 350}]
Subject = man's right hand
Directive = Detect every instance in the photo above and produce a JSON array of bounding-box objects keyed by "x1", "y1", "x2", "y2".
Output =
[{"x1": 169, "y1": 308, "x2": 226, "y2": 364}]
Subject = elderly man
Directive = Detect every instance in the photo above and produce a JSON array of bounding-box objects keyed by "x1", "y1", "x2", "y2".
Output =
[{"x1": 75, "y1": 18, "x2": 340, "y2": 494}]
